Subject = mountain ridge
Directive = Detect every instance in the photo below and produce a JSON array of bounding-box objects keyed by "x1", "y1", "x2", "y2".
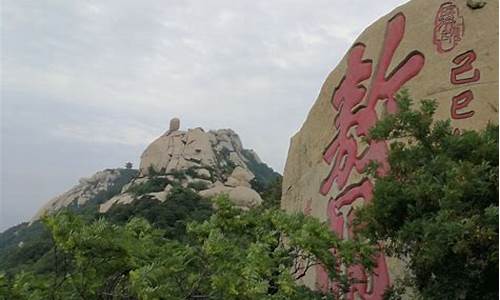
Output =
[{"x1": 23, "y1": 118, "x2": 280, "y2": 225}]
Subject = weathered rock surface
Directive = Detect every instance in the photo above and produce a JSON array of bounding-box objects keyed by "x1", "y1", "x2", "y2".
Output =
[
  {"x1": 199, "y1": 182, "x2": 232, "y2": 199},
  {"x1": 140, "y1": 125, "x2": 257, "y2": 176},
  {"x1": 139, "y1": 128, "x2": 214, "y2": 174},
  {"x1": 99, "y1": 193, "x2": 135, "y2": 213},
  {"x1": 281, "y1": 0, "x2": 498, "y2": 296},
  {"x1": 227, "y1": 186, "x2": 262, "y2": 208},
  {"x1": 32, "y1": 169, "x2": 138, "y2": 222},
  {"x1": 198, "y1": 179, "x2": 263, "y2": 209},
  {"x1": 224, "y1": 167, "x2": 254, "y2": 187},
  {"x1": 195, "y1": 168, "x2": 211, "y2": 179}
]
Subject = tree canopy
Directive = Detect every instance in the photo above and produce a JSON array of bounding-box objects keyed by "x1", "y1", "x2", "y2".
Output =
[
  {"x1": 355, "y1": 90, "x2": 499, "y2": 299},
  {"x1": 1, "y1": 195, "x2": 375, "y2": 300}
]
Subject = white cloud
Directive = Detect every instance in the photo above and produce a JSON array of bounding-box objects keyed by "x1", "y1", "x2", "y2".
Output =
[{"x1": 50, "y1": 120, "x2": 158, "y2": 147}]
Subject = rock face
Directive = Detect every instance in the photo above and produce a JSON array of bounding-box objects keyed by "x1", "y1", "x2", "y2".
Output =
[
  {"x1": 31, "y1": 169, "x2": 138, "y2": 222},
  {"x1": 281, "y1": 0, "x2": 498, "y2": 297},
  {"x1": 139, "y1": 127, "x2": 217, "y2": 174},
  {"x1": 139, "y1": 126, "x2": 259, "y2": 177},
  {"x1": 98, "y1": 193, "x2": 135, "y2": 213}
]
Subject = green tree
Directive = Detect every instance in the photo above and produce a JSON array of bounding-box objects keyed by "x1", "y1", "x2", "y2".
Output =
[
  {"x1": 2, "y1": 196, "x2": 377, "y2": 299},
  {"x1": 355, "y1": 91, "x2": 499, "y2": 299},
  {"x1": 132, "y1": 196, "x2": 375, "y2": 299},
  {"x1": 107, "y1": 186, "x2": 213, "y2": 240},
  {"x1": 261, "y1": 176, "x2": 283, "y2": 209}
]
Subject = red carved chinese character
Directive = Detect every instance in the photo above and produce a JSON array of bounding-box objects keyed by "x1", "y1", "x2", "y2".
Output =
[
  {"x1": 451, "y1": 50, "x2": 480, "y2": 84},
  {"x1": 317, "y1": 12, "x2": 425, "y2": 299},
  {"x1": 451, "y1": 90, "x2": 475, "y2": 119},
  {"x1": 433, "y1": 2, "x2": 464, "y2": 53},
  {"x1": 317, "y1": 181, "x2": 390, "y2": 299},
  {"x1": 321, "y1": 13, "x2": 425, "y2": 197}
]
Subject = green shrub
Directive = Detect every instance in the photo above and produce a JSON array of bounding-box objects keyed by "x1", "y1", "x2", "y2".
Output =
[
  {"x1": 106, "y1": 186, "x2": 212, "y2": 240},
  {"x1": 127, "y1": 178, "x2": 169, "y2": 196},
  {"x1": 355, "y1": 91, "x2": 499, "y2": 299}
]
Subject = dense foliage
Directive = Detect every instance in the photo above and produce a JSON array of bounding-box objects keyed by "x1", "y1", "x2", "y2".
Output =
[
  {"x1": 0, "y1": 222, "x2": 53, "y2": 276},
  {"x1": 261, "y1": 176, "x2": 283, "y2": 209},
  {"x1": 107, "y1": 186, "x2": 213, "y2": 240},
  {"x1": 126, "y1": 177, "x2": 170, "y2": 196},
  {"x1": 0, "y1": 186, "x2": 213, "y2": 276},
  {"x1": 355, "y1": 91, "x2": 499, "y2": 299},
  {"x1": 1, "y1": 195, "x2": 375, "y2": 299},
  {"x1": 0, "y1": 167, "x2": 139, "y2": 256}
]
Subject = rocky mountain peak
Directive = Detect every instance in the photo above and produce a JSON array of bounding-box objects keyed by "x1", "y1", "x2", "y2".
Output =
[
  {"x1": 30, "y1": 119, "x2": 280, "y2": 221},
  {"x1": 105, "y1": 120, "x2": 280, "y2": 212},
  {"x1": 139, "y1": 119, "x2": 268, "y2": 182}
]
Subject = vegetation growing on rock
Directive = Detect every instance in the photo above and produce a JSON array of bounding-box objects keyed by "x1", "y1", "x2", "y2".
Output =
[{"x1": 355, "y1": 91, "x2": 499, "y2": 300}]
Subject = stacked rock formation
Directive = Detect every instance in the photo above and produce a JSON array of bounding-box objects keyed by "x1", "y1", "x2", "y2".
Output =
[
  {"x1": 31, "y1": 118, "x2": 277, "y2": 220},
  {"x1": 281, "y1": 0, "x2": 498, "y2": 297},
  {"x1": 101, "y1": 119, "x2": 267, "y2": 212}
]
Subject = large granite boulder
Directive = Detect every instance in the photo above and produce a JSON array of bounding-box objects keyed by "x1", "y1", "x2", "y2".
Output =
[
  {"x1": 199, "y1": 180, "x2": 263, "y2": 209},
  {"x1": 281, "y1": 0, "x2": 498, "y2": 297},
  {"x1": 225, "y1": 166, "x2": 254, "y2": 187},
  {"x1": 139, "y1": 128, "x2": 218, "y2": 174},
  {"x1": 139, "y1": 120, "x2": 261, "y2": 178}
]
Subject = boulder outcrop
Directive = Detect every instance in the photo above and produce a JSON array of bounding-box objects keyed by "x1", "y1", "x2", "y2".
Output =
[{"x1": 31, "y1": 169, "x2": 138, "y2": 222}]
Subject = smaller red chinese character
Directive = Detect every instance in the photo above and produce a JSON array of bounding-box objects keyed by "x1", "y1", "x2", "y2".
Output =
[
  {"x1": 433, "y1": 2, "x2": 464, "y2": 53},
  {"x1": 451, "y1": 50, "x2": 480, "y2": 84},
  {"x1": 451, "y1": 90, "x2": 475, "y2": 119}
]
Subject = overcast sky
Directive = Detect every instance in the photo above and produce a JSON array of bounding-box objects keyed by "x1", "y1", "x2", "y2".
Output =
[{"x1": 1, "y1": 0, "x2": 409, "y2": 231}]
